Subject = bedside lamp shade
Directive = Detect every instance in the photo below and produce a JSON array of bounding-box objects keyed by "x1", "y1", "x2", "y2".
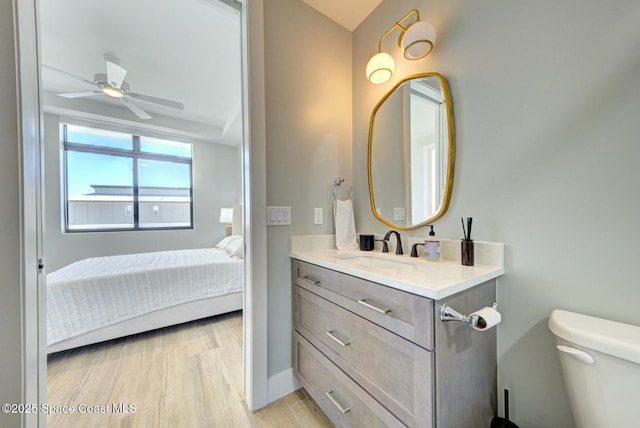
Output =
[{"x1": 220, "y1": 208, "x2": 233, "y2": 224}]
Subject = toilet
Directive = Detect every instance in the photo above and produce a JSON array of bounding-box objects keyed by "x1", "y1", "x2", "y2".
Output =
[{"x1": 548, "y1": 309, "x2": 640, "y2": 428}]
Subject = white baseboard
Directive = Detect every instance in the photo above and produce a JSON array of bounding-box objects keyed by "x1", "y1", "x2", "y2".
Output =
[{"x1": 267, "y1": 368, "x2": 302, "y2": 403}]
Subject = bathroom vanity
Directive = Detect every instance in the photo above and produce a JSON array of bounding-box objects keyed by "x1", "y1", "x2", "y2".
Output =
[{"x1": 291, "y1": 241, "x2": 504, "y2": 428}]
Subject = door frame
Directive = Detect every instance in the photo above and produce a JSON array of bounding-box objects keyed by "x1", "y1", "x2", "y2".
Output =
[
  {"x1": 241, "y1": 0, "x2": 269, "y2": 412},
  {"x1": 13, "y1": 0, "x2": 46, "y2": 425},
  {"x1": 13, "y1": 0, "x2": 269, "y2": 425}
]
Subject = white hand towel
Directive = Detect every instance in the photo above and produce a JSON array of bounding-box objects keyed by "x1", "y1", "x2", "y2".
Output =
[{"x1": 335, "y1": 199, "x2": 358, "y2": 250}]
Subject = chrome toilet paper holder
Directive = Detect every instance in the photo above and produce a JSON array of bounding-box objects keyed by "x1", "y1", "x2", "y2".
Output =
[{"x1": 440, "y1": 302, "x2": 498, "y2": 327}]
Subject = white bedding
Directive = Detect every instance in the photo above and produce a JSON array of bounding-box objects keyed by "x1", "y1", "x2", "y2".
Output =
[{"x1": 47, "y1": 248, "x2": 243, "y2": 346}]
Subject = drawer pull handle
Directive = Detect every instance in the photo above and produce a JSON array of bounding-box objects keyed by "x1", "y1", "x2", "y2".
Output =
[
  {"x1": 358, "y1": 299, "x2": 391, "y2": 314},
  {"x1": 326, "y1": 330, "x2": 351, "y2": 347},
  {"x1": 325, "y1": 390, "x2": 350, "y2": 414},
  {"x1": 301, "y1": 275, "x2": 321, "y2": 286}
]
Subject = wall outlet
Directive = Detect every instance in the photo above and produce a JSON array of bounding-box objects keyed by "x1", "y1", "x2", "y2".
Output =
[{"x1": 314, "y1": 208, "x2": 323, "y2": 225}]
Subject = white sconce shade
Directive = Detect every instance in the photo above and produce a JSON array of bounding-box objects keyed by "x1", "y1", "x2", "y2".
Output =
[
  {"x1": 366, "y1": 52, "x2": 395, "y2": 85},
  {"x1": 219, "y1": 207, "x2": 233, "y2": 224},
  {"x1": 402, "y1": 21, "x2": 436, "y2": 60},
  {"x1": 366, "y1": 10, "x2": 437, "y2": 85}
]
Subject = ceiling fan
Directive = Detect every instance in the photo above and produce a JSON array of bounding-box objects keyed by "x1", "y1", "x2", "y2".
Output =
[{"x1": 44, "y1": 60, "x2": 184, "y2": 120}]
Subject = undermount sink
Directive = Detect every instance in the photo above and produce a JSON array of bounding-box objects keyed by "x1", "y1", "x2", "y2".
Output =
[{"x1": 330, "y1": 252, "x2": 420, "y2": 269}]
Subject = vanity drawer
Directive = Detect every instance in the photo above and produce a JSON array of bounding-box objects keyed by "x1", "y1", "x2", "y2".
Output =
[
  {"x1": 293, "y1": 260, "x2": 434, "y2": 350},
  {"x1": 295, "y1": 286, "x2": 433, "y2": 428},
  {"x1": 293, "y1": 332, "x2": 405, "y2": 428}
]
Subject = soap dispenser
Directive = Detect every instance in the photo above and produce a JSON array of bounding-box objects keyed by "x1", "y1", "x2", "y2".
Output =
[{"x1": 425, "y1": 225, "x2": 440, "y2": 261}]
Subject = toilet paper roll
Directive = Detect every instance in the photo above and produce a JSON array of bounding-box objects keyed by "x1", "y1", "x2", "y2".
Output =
[{"x1": 471, "y1": 306, "x2": 501, "y2": 331}]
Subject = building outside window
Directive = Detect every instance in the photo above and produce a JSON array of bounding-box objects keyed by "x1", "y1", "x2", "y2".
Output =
[{"x1": 63, "y1": 123, "x2": 193, "y2": 232}]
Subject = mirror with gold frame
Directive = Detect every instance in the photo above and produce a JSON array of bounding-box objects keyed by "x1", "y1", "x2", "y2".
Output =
[{"x1": 368, "y1": 72, "x2": 455, "y2": 230}]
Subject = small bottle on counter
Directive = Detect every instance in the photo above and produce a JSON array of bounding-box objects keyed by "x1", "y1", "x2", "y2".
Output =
[{"x1": 425, "y1": 225, "x2": 440, "y2": 261}]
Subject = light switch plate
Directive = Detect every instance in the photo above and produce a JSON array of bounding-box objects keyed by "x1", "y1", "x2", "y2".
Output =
[
  {"x1": 267, "y1": 206, "x2": 291, "y2": 226},
  {"x1": 393, "y1": 207, "x2": 405, "y2": 221}
]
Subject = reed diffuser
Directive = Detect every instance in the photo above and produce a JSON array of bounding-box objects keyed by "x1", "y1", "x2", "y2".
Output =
[{"x1": 461, "y1": 217, "x2": 474, "y2": 266}]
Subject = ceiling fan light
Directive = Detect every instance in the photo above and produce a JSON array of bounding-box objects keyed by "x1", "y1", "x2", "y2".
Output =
[
  {"x1": 366, "y1": 52, "x2": 395, "y2": 85},
  {"x1": 402, "y1": 21, "x2": 436, "y2": 60},
  {"x1": 101, "y1": 86, "x2": 124, "y2": 98}
]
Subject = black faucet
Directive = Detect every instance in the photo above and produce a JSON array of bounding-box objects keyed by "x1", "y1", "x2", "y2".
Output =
[
  {"x1": 410, "y1": 242, "x2": 424, "y2": 257},
  {"x1": 383, "y1": 230, "x2": 403, "y2": 255},
  {"x1": 375, "y1": 238, "x2": 389, "y2": 253}
]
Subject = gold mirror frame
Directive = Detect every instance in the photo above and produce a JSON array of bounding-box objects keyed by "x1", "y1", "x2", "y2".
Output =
[{"x1": 367, "y1": 72, "x2": 455, "y2": 231}]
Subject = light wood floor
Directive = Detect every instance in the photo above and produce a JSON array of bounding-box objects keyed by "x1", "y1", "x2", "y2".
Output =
[{"x1": 47, "y1": 311, "x2": 333, "y2": 427}]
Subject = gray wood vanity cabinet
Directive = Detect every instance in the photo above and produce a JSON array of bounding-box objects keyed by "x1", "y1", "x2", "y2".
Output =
[{"x1": 292, "y1": 259, "x2": 497, "y2": 428}]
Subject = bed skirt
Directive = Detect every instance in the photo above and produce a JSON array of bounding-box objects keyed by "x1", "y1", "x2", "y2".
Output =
[{"x1": 47, "y1": 291, "x2": 243, "y2": 353}]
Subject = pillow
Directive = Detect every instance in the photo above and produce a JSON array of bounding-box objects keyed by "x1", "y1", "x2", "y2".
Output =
[
  {"x1": 226, "y1": 238, "x2": 244, "y2": 258},
  {"x1": 216, "y1": 235, "x2": 241, "y2": 252}
]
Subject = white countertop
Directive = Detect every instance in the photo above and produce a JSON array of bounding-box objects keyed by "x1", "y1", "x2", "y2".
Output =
[{"x1": 290, "y1": 248, "x2": 505, "y2": 300}]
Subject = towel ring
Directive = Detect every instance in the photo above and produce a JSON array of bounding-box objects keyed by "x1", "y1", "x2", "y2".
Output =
[
  {"x1": 332, "y1": 178, "x2": 352, "y2": 201},
  {"x1": 332, "y1": 178, "x2": 344, "y2": 202}
]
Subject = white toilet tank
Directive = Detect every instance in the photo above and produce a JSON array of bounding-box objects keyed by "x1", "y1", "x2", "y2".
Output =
[{"x1": 548, "y1": 309, "x2": 640, "y2": 428}]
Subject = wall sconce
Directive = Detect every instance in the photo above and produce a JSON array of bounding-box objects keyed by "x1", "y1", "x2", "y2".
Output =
[{"x1": 366, "y1": 9, "x2": 436, "y2": 85}]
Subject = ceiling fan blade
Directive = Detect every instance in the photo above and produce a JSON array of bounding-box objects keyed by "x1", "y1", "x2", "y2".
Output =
[
  {"x1": 57, "y1": 91, "x2": 102, "y2": 98},
  {"x1": 43, "y1": 64, "x2": 95, "y2": 86},
  {"x1": 121, "y1": 97, "x2": 152, "y2": 120},
  {"x1": 128, "y1": 92, "x2": 184, "y2": 110},
  {"x1": 106, "y1": 61, "x2": 127, "y2": 89}
]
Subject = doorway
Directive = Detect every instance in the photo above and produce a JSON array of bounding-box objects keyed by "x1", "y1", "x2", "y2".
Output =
[{"x1": 13, "y1": 0, "x2": 269, "y2": 424}]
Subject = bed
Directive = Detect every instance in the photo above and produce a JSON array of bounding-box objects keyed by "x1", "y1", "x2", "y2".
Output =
[{"x1": 47, "y1": 216, "x2": 244, "y2": 354}]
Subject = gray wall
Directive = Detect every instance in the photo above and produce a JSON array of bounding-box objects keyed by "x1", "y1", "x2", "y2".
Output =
[
  {"x1": 353, "y1": 1, "x2": 640, "y2": 426},
  {"x1": 0, "y1": 2, "x2": 23, "y2": 426},
  {"x1": 44, "y1": 113, "x2": 242, "y2": 271},
  {"x1": 264, "y1": 0, "x2": 352, "y2": 377}
]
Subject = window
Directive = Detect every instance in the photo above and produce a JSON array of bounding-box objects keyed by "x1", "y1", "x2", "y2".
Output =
[{"x1": 63, "y1": 123, "x2": 193, "y2": 232}]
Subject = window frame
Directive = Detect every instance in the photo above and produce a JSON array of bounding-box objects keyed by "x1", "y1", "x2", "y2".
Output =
[{"x1": 62, "y1": 123, "x2": 194, "y2": 233}]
